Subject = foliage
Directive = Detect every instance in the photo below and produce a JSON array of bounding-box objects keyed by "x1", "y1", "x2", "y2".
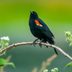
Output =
[
  {"x1": 51, "y1": 68, "x2": 59, "y2": 72},
  {"x1": 0, "y1": 37, "x2": 15, "y2": 72},
  {"x1": 0, "y1": 36, "x2": 10, "y2": 48},
  {"x1": 0, "y1": 36, "x2": 10, "y2": 55},
  {"x1": 43, "y1": 68, "x2": 59, "y2": 72},
  {"x1": 0, "y1": 58, "x2": 15, "y2": 68},
  {"x1": 65, "y1": 31, "x2": 72, "y2": 46},
  {"x1": 65, "y1": 61, "x2": 72, "y2": 67},
  {"x1": 65, "y1": 31, "x2": 72, "y2": 69}
]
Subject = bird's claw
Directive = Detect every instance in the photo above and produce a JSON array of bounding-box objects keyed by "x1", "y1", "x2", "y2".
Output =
[
  {"x1": 39, "y1": 42, "x2": 42, "y2": 47},
  {"x1": 33, "y1": 42, "x2": 36, "y2": 47},
  {"x1": 33, "y1": 39, "x2": 38, "y2": 47}
]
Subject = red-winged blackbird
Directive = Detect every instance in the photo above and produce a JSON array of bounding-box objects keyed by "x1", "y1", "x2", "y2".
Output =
[{"x1": 29, "y1": 11, "x2": 58, "y2": 55}]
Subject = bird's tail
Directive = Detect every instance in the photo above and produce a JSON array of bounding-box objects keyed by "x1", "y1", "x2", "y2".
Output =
[
  {"x1": 54, "y1": 48, "x2": 58, "y2": 55},
  {"x1": 47, "y1": 38, "x2": 55, "y2": 44},
  {"x1": 47, "y1": 38, "x2": 58, "y2": 55}
]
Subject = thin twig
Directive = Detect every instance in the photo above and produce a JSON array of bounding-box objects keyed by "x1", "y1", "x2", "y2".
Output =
[
  {"x1": 38, "y1": 54, "x2": 57, "y2": 72},
  {"x1": 32, "y1": 54, "x2": 57, "y2": 72},
  {"x1": 0, "y1": 42, "x2": 72, "y2": 60}
]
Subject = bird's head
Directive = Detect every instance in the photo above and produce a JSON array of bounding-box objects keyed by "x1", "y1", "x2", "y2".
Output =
[{"x1": 30, "y1": 11, "x2": 38, "y2": 19}]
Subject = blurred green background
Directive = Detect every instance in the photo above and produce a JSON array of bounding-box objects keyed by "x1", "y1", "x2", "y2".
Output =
[{"x1": 0, "y1": 0, "x2": 72, "y2": 72}]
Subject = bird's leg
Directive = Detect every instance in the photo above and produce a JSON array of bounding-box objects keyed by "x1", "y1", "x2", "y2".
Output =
[
  {"x1": 46, "y1": 42, "x2": 49, "y2": 48},
  {"x1": 39, "y1": 39, "x2": 44, "y2": 47},
  {"x1": 33, "y1": 39, "x2": 39, "y2": 46}
]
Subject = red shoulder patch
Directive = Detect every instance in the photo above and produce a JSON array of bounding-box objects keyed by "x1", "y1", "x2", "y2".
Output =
[{"x1": 34, "y1": 20, "x2": 43, "y2": 27}]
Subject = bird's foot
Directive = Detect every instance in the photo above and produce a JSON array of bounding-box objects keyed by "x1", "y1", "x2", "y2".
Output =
[
  {"x1": 33, "y1": 39, "x2": 39, "y2": 47},
  {"x1": 39, "y1": 42, "x2": 42, "y2": 47},
  {"x1": 46, "y1": 42, "x2": 49, "y2": 48},
  {"x1": 39, "y1": 39, "x2": 44, "y2": 47}
]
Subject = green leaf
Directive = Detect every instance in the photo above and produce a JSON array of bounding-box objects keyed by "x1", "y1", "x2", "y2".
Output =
[
  {"x1": 0, "y1": 58, "x2": 15, "y2": 68},
  {"x1": 6, "y1": 62, "x2": 15, "y2": 68},
  {"x1": 69, "y1": 42, "x2": 72, "y2": 46},
  {"x1": 0, "y1": 58, "x2": 7, "y2": 66},
  {"x1": 66, "y1": 61, "x2": 72, "y2": 67}
]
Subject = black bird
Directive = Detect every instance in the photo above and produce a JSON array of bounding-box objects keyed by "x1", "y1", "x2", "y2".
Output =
[{"x1": 29, "y1": 11, "x2": 58, "y2": 55}]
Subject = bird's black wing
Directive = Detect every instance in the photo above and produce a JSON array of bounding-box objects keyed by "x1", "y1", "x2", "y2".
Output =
[{"x1": 35, "y1": 18, "x2": 54, "y2": 38}]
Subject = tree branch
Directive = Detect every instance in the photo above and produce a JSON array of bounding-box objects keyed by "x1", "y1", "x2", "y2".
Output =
[
  {"x1": 38, "y1": 54, "x2": 57, "y2": 72},
  {"x1": 0, "y1": 42, "x2": 72, "y2": 60},
  {"x1": 32, "y1": 54, "x2": 57, "y2": 72}
]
